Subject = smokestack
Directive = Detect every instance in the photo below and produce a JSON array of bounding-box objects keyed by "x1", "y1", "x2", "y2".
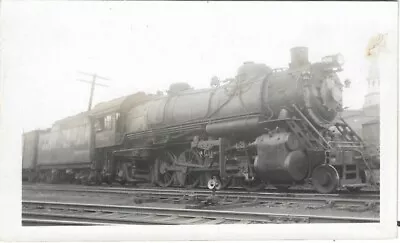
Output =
[{"x1": 290, "y1": 46, "x2": 309, "y2": 68}]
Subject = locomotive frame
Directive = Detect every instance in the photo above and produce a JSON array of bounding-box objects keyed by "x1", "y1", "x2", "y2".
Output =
[{"x1": 22, "y1": 47, "x2": 380, "y2": 193}]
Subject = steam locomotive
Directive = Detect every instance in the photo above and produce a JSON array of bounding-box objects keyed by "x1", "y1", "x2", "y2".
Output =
[{"x1": 22, "y1": 47, "x2": 379, "y2": 193}]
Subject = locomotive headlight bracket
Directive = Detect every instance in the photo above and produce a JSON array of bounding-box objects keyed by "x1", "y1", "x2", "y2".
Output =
[{"x1": 321, "y1": 53, "x2": 345, "y2": 70}]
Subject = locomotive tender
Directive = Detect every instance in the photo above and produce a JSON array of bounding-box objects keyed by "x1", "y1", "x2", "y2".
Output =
[{"x1": 22, "y1": 47, "x2": 379, "y2": 193}]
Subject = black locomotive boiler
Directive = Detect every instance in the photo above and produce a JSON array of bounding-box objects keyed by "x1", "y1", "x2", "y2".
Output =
[{"x1": 22, "y1": 47, "x2": 379, "y2": 193}]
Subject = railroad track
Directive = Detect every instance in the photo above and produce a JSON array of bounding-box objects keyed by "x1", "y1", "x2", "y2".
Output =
[
  {"x1": 22, "y1": 200, "x2": 379, "y2": 226},
  {"x1": 23, "y1": 183, "x2": 380, "y2": 198},
  {"x1": 23, "y1": 184, "x2": 380, "y2": 211},
  {"x1": 22, "y1": 182, "x2": 380, "y2": 194}
]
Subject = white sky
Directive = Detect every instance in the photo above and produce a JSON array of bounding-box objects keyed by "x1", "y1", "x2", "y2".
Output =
[{"x1": 1, "y1": 1, "x2": 397, "y2": 131}]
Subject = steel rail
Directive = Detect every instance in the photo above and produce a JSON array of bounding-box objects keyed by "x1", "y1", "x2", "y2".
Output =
[
  {"x1": 23, "y1": 184, "x2": 380, "y2": 207},
  {"x1": 23, "y1": 183, "x2": 380, "y2": 198},
  {"x1": 22, "y1": 200, "x2": 379, "y2": 224},
  {"x1": 22, "y1": 218, "x2": 108, "y2": 226},
  {"x1": 22, "y1": 182, "x2": 380, "y2": 195}
]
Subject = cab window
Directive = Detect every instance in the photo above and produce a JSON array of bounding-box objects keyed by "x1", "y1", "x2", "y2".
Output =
[
  {"x1": 95, "y1": 118, "x2": 104, "y2": 132},
  {"x1": 104, "y1": 115, "x2": 112, "y2": 130},
  {"x1": 95, "y1": 114, "x2": 114, "y2": 132}
]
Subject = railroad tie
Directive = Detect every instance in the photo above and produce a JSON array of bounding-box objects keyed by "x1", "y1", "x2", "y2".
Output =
[
  {"x1": 202, "y1": 218, "x2": 226, "y2": 224},
  {"x1": 153, "y1": 215, "x2": 181, "y2": 223},
  {"x1": 125, "y1": 214, "x2": 157, "y2": 221},
  {"x1": 100, "y1": 212, "x2": 120, "y2": 218},
  {"x1": 178, "y1": 217, "x2": 206, "y2": 224}
]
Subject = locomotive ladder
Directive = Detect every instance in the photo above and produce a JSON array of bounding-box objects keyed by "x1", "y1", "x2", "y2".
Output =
[
  {"x1": 291, "y1": 105, "x2": 330, "y2": 150},
  {"x1": 333, "y1": 118, "x2": 379, "y2": 188},
  {"x1": 291, "y1": 105, "x2": 378, "y2": 188}
]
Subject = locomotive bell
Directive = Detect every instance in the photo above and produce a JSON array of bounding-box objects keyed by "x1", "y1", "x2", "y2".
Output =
[
  {"x1": 289, "y1": 47, "x2": 310, "y2": 69},
  {"x1": 236, "y1": 62, "x2": 272, "y2": 82},
  {"x1": 210, "y1": 76, "x2": 220, "y2": 87},
  {"x1": 168, "y1": 82, "x2": 191, "y2": 95}
]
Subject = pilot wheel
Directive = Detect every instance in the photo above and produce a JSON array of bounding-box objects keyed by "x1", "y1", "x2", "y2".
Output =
[{"x1": 311, "y1": 164, "x2": 339, "y2": 194}]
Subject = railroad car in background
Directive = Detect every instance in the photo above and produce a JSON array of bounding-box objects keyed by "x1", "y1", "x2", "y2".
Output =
[
  {"x1": 22, "y1": 47, "x2": 380, "y2": 193},
  {"x1": 362, "y1": 119, "x2": 380, "y2": 184},
  {"x1": 22, "y1": 130, "x2": 43, "y2": 181},
  {"x1": 362, "y1": 119, "x2": 380, "y2": 152}
]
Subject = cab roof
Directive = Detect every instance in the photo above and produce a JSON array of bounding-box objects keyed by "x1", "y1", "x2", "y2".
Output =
[{"x1": 89, "y1": 92, "x2": 154, "y2": 117}]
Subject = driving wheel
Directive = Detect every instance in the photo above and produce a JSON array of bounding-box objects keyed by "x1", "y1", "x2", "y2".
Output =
[
  {"x1": 154, "y1": 150, "x2": 176, "y2": 187},
  {"x1": 175, "y1": 149, "x2": 203, "y2": 188}
]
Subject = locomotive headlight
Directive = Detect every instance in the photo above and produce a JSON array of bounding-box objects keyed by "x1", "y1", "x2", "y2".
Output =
[
  {"x1": 336, "y1": 54, "x2": 344, "y2": 66},
  {"x1": 321, "y1": 56, "x2": 334, "y2": 64}
]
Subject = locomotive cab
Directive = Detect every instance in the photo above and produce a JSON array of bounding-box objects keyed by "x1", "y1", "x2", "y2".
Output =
[{"x1": 93, "y1": 112, "x2": 120, "y2": 147}]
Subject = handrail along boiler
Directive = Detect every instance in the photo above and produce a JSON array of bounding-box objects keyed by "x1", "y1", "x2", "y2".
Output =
[{"x1": 22, "y1": 47, "x2": 378, "y2": 193}]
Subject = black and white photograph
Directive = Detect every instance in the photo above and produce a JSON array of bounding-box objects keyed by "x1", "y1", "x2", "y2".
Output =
[{"x1": 0, "y1": 0, "x2": 398, "y2": 241}]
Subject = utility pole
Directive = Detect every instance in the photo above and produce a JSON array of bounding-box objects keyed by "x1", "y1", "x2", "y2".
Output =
[
  {"x1": 77, "y1": 71, "x2": 111, "y2": 176},
  {"x1": 77, "y1": 71, "x2": 110, "y2": 111}
]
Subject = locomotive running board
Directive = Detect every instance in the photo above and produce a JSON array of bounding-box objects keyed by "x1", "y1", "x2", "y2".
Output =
[{"x1": 257, "y1": 117, "x2": 326, "y2": 150}]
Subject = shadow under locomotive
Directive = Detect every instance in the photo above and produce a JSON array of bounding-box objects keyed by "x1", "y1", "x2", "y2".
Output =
[{"x1": 22, "y1": 47, "x2": 380, "y2": 194}]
